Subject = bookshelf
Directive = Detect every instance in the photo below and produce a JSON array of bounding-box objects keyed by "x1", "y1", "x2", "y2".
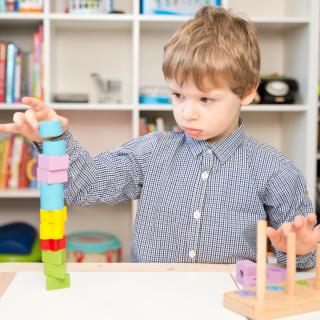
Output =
[{"x1": 0, "y1": 0, "x2": 319, "y2": 261}]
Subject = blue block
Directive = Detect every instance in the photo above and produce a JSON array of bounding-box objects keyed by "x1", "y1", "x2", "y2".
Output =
[
  {"x1": 40, "y1": 183, "x2": 64, "y2": 198},
  {"x1": 39, "y1": 120, "x2": 63, "y2": 138},
  {"x1": 43, "y1": 140, "x2": 66, "y2": 156},
  {"x1": 40, "y1": 196, "x2": 64, "y2": 211}
]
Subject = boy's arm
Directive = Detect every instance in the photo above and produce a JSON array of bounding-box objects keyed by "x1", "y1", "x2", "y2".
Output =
[
  {"x1": 34, "y1": 129, "x2": 157, "y2": 206},
  {"x1": 263, "y1": 163, "x2": 316, "y2": 270}
]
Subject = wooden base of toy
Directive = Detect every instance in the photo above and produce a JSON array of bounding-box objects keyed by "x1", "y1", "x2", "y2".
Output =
[{"x1": 224, "y1": 278, "x2": 320, "y2": 320}]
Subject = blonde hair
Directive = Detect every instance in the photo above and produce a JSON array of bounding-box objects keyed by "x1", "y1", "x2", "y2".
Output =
[{"x1": 162, "y1": 6, "x2": 260, "y2": 98}]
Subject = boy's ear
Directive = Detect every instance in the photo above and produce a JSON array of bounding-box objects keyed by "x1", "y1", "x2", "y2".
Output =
[{"x1": 240, "y1": 83, "x2": 259, "y2": 106}]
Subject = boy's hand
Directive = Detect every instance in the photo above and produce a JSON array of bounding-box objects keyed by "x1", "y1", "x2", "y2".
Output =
[
  {"x1": 267, "y1": 213, "x2": 320, "y2": 256},
  {"x1": 0, "y1": 97, "x2": 68, "y2": 143}
]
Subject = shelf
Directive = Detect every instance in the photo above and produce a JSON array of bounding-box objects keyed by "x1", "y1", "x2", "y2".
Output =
[
  {"x1": 0, "y1": 189, "x2": 39, "y2": 198},
  {"x1": 49, "y1": 13, "x2": 133, "y2": 30},
  {"x1": 0, "y1": 103, "x2": 134, "y2": 111},
  {"x1": 0, "y1": 13, "x2": 44, "y2": 27},
  {"x1": 139, "y1": 15, "x2": 310, "y2": 32},
  {"x1": 139, "y1": 104, "x2": 308, "y2": 112}
]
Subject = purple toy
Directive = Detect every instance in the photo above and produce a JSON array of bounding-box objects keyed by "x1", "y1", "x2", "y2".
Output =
[
  {"x1": 236, "y1": 260, "x2": 256, "y2": 285},
  {"x1": 37, "y1": 168, "x2": 68, "y2": 184}
]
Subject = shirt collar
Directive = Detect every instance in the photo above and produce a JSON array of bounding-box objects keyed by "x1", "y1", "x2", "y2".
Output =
[{"x1": 185, "y1": 119, "x2": 245, "y2": 163}]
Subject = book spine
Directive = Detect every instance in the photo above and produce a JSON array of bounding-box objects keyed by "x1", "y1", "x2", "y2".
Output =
[{"x1": 5, "y1": 43, "x2": 16, "y2": 104}]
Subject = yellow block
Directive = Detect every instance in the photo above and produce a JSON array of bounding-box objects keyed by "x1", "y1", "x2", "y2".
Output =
[
  {"x1": 40, "y1": 206, "x2": 67, "y2": 224},
  {"x1": 40, "y1": 223, "x2": 64, "y2": 240}
]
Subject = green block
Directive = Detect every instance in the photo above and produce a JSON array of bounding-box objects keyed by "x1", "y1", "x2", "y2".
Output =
[
  {"x1": 46, "y1": 273, "x2": 70, "y2": 291},
  {"x1": 44, "y1": 261, "x2": 67, "y2": 279},
  {"x1": 42, "y1": 249, "x2": 66, "y2": 266}
]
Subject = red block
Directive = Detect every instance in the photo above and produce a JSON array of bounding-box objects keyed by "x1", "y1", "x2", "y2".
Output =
[{"x1": 40, "y1": 235, "x2": 67, "y2": 251}]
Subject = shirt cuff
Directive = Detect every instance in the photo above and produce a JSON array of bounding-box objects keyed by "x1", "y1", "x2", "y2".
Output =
[{"x1": 275, "y1": 248, "x2": 316, "y2": 270}]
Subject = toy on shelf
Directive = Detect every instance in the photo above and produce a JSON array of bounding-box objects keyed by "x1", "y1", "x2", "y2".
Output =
[
  {"x1": 224, "y1": 220, "x2": 320, "y2": 319},
  {"x1": 38, "y1": 120, "x2": 70, "y2": 291}
]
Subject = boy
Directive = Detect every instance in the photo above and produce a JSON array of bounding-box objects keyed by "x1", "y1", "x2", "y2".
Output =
[{"x1": 0, "y1": 6, "x2": 319, "y2": 268}]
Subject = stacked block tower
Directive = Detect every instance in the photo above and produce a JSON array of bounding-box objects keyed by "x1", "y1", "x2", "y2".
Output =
[{"x1": 37, "y1": 120, "x2": 70, "y2": 290}]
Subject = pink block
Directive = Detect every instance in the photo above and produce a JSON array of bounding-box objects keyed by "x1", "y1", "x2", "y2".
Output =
[
  {"x1": 242, "y1": 275, "x2": 256, "y2": 288},
  {"x1": 38, "y1": 154, "x2": 69, "y2": 171},
  {"x1": 37, "y1": 168, "x2": 68, "y2": 184},
  {"x1": 236, "y1": 260, "x2": 256, "y2": 285}
]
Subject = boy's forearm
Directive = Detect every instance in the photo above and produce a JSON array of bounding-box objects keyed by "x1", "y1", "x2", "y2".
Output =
[{"x1": 275, "y1": 248, "x2": 316, "y2": 270}]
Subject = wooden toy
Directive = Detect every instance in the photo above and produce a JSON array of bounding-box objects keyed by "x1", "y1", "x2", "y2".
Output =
[
  {"x1": 40, "y1": 207, "x2": 67, "y2": 225},
  {"x1": 40, "y1": 236, "x2": 67, "y2": 251},
  {"x1": 39, "y1": 120, "x2": 63, "y2": 138},
  {"x1": 37, "y1": 167, "x2": 68, "y2": 184},
  {"x1": 40, "y1": 195, "x2": 64, "y2": 211},
  {"x1": 46, "y1": 273, "x2": 70, "y2": 291},
  {"x1": 43, "y1": 140, "x2": 66, "y2": 156},
  {"x1": 44, "y1": 263, "x2": 67, "y2": 279},
  {"x1": 224, "y1": 220, "x2": 320, "y2": 319},
  {"x1": 40, "y1": 183, "x2": 64, "y2": 210},
  {"x1": 38, "y1": 154, "x2": 69, "y2": 171}
]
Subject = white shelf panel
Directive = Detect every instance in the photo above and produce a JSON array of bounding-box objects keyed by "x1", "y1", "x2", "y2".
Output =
[
  {"x1": 0, "y1": 189, "x2": 39, "y2": 198},
  {"x1": 0, "y1": 13, "x2": 44, "y2": 20},
  {"x1": 139, "y1": 15, "x2": 310, "y2": 31},
  {"x1": 49, "y1": 13, "x2": 133, "y2": 30},
  {"x1": 0, "y1": 13, "x2": 44, "y2": 27},
  {"x1": 51, "y1": 103, "x2": 134, "y2": 111},
  {"x1": 0, "y1": 103, "x2": 134, "y2": 111},
  {"x1": 139, "y1": 104, "x2": 308, "y2": 112}
]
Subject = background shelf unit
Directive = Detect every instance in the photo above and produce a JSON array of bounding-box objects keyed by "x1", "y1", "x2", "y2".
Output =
[{"x1": 0, "y1": 0, "x2": 319, "y2": 261}]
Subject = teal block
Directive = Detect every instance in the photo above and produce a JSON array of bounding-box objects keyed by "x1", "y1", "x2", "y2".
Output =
[
  {"x1": 40, "y1": 183, "x2": 64, "y2": 197},
  {"x1": 39, "y1": 120, "x2": 63, "y2": 138},
  {"x1": 43, "y1": 140, "x2": 66, "y2": 156},
  {"x1": 40, "y1": 195, "x2": 64, "y2": 211}
]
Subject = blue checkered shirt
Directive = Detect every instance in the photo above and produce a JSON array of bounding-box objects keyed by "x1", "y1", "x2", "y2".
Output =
[{"x1": 39, "y1": 120, "x2": 316, "y2": 269}]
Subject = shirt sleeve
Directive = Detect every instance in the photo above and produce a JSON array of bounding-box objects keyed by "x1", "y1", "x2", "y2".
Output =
[
  {"x1": 34, "y1": 129, "x2": 158, "y2": 206},
  {"x1": 263, "y1": 162, "x2": 315, "y2": 270}
]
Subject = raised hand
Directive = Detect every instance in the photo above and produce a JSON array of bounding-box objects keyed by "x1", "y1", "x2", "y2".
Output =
[
  {"x1": 0, "y1": 97, "x2": 68, "y2": 142},
  {"x1": 267, "y1": 213, "x2": 320, "y2": 256}
]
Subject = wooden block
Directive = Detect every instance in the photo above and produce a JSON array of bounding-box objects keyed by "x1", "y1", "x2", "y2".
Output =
[
  {"x1": 40, "y1": 206, "x2": 67, "y2": 225},
  {"x1": 39, "y1": 120, "x2": 62, "y2": 138},
  {"x1": 37, "y1": 167, "x2": 68, "y2": 184},
  {"x1": 43, "y1": 140, "x2": 66, "y2": 156},
  {"x1": 40, "y1": 222, "x2": 64, "y2": 240},
  {"x1": 44, "y1": 261, "x2": 67, "y2": 279},
  {"x1": 46, "y1": 273, "x2": 70, "y2": 291},
  {"x1": 236, "y1": 260, "x2": 256, "y2": 285},
  {"x1": 38, "y1": 154, "x2": 69, "y2": 171},
  {"x1": 40, "y1": 235, "x2": 67, "y2": 251},
  {"x1": 42, "y1": 249, "x2": 66, "y2": 266},
  {"x1": 40, "y1": 183, "x2": 64, "y2": 198},
  {"x1": 40, "y1": 196, "x2": 64, "y2": 211},
  {"x1": 224, "y1": 278, "x2": 320, "y2": 320}
]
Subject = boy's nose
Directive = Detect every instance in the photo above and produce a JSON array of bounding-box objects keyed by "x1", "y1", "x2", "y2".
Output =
[{"x1": 183, "y1": 102, "x2": 198, "y2": 120}]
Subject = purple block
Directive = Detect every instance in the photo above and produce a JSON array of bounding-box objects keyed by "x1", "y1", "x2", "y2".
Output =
[
  {"x1": 236, "y1": 260, "x2": 256, "y2": 285},
  {"x1": 242, "y1": 275, "x2": 257, "y2": 288},
  {"x1": 38, "y1": 154, "x2": 69, "y2": 171},
  {"x1": 37, "y1": 168, "x2": 68, "y2": 184},
  {"x1": 267, "y1": 266, "x2": 286, "y2": 284}
]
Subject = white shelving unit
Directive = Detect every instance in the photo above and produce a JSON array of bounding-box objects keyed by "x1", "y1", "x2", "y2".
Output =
[{"x1": 0, "y1": 0, "x2": 319, "y2": 261}]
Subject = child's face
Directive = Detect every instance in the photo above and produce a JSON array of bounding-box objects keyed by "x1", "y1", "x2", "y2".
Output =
[{"x1": 169, "y1": 78, "x2": 254, "y2": 143}]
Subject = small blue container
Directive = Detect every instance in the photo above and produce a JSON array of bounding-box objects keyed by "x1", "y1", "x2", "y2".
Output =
[
  {"x1": 39, "y1": 120, "x2": 62, "y2": 138},
  {"x1": 43, "y1": 140, "x2": 66, "y2": 156}
]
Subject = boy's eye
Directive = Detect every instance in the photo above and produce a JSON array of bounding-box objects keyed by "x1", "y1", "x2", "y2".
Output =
[
  {"x1": 200, "y1": 97, "x2": 212, "y2": 103},
  {"x1": 172, "y1": 93, "x2": 183, "y2": 99}
]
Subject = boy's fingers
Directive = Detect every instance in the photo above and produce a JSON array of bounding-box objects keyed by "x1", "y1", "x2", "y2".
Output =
[
  {"x1": 306, "y1": 213, "x2": 317, "y2": 229},
  {"x1": 281, "y1": 222, "x2": 292, "y2": 237},
  {"x1": 13, "y1": 112, "x2": 26, "y2": 128},
  {"x1": 58, "y1": 115, "x2": 69, "y2": 129},
  {"x1": 292, "y1": 215, "x2": 304, "y2": 231},
  {"x1": 25, "y1": 109, "x2": 39, "y2": 130},
  {"x1": 0, "y1": 122, "x2": 19, "y2": 134},
  {"x1": 22, "y1": 96, "x2": 48, "y2": 112},
  {"x1": 266, "y1": 227, "x2": 280, "y2": 245}
]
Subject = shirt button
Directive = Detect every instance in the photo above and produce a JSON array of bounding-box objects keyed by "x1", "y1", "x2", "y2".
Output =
[
  {"x1": 207, "y1": 149, "x2": 212, "y2": 154},
  {"x1": 201, "y1": 171, "x2": 209, "y2": 180},
  {"x1": 189, "y1": 250, "x2": 196, "y2": 259},
  {"x1": 194, "y1": 210, "x2": 201, "y2": 219}
]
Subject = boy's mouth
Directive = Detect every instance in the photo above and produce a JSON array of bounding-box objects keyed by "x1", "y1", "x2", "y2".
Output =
[{"x1": 183, "y1": 127, "x2": 203, "y2": 137}]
